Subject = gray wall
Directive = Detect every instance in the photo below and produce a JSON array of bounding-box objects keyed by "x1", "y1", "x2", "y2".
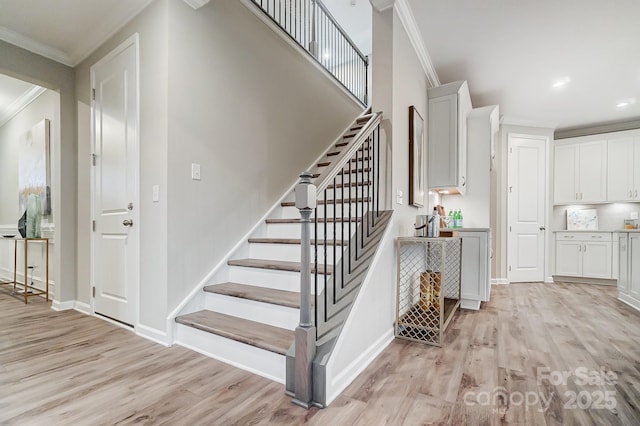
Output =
[
  {"x1": 165, "y1": 0, "x2": 361, "y2": 313},
  {"x1": 0, "y1": 40, "x2": 76, "y2": 303},
  {"x1": 75, "y1": 0, "x2": 170, "y2": 331},
  {"x1": 74, "y1": 0, "x2": 361, "y2": 334}
]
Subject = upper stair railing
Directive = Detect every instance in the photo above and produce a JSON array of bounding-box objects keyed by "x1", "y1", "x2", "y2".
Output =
[
  {"x1": 292, "y1": 110, "x2": 382, "y2": 408},
  {"x1": 250, "y1": 0, "x2": 369, "y2": 105}
]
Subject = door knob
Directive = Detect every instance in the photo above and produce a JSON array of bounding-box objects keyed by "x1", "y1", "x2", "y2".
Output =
[
  {"x1": 539, "y1": 227, "x2": 546, "y2": 231},
  {"x1": 122, "y1": 219, "x2": 133, "y2": 227}
]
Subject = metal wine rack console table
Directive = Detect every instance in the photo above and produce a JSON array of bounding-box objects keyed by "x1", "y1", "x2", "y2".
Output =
[
  {"x1": 0, "y1": 237, "x2": 50, "y2": 304},
  {"x1": 395, "y1": 237, "x2": 462, "y2": 346}
]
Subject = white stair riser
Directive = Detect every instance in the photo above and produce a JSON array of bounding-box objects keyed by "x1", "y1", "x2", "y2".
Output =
[
  {"x1": 281, "y1": 203, "x2": 371, "y2": 219},
  {"x1": 265, "y1": 221, "x2": 362, "y2": 240},
  {"x1": 204, "y1": 293, "x2": 299, "y2": 330},
  {"x1": 249, "y1": 243, "x2": 341, "y2": 263},
  {"x1": 176, "y1": 324, "x2": 286, "y2": 383},
  {"x1": 227, "y1": 266, "x2": 326, "y2": 294}
]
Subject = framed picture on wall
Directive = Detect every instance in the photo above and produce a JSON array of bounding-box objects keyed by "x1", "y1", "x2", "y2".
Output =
[{"x1": 409, "y1": 106, "x2": 425, "y2": 207}]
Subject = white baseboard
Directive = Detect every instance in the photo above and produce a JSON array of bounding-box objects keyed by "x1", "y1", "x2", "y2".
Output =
[
  {"x1": 51, "y1": 300, "x2": 75, "y2": 311},
  {"x1": 74, "y1": 301, "x2": 92, "y2": 315},
  {"x1": 326, "y1": 328, "x2": 394, "y2": 405},
  {"x1": 460, "y1": 299, "x2": 481, "y2": 310},
  {"x1": 618, "y1": 292, "x2": 640, "y2": 312},
  {"x1": 545, "y1": 276, "x2": 554, "y2": 283},
  {"x1": 491, "y1": 278, "x2": 509, "y2": 285},
  {"x1": 136, "y1": 324, "x2": 170, "y2": 347}
]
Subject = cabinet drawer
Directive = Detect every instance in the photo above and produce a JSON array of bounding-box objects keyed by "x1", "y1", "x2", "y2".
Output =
[{"x1": 556, "y1": 232, "x2": 611, "y2": 242}]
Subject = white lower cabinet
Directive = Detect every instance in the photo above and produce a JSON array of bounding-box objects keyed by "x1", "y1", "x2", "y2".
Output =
[
  {"x1": 616, "y1": 233, "x2": 640, "y2": 311},
  {"x1": 458, "y1": 230, "x2": 490, "y2": 310},
  {"x1": 555, "y1": 232, "x2": 612, "y2": 279}
]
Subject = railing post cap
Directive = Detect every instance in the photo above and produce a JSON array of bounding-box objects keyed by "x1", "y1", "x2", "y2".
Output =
[{"x1": 296, "y1": 171, "x2": 317, "y2": 210}]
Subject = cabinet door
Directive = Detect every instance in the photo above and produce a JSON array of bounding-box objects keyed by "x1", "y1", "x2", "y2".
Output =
[
  {"x1": 579, "y1": 141, "x2": 607, "y2": 202},
  {"x1": 634, "y1": 137, "x2": 640, "y2": 200},
  {"x1": 459, "y1": 231, "x2": 489, "y2": 302},
  {"x1": 428, "y1": 94, "x2": 458, "y2": 189},
  {"x1": 554, "y1": 144, "x2": 578, "y2": 204},
  {"x1": 607, "y1": 138, "x2": 634, "y2": 201},
  {"x1": 556, "y1": 241, "x2": 582, "y2": 276},
  {"x1": 457, "y1": 83, "x2": 471, "y2": 195},
  {"x1": 618, "y1": 234, "x2": 629, "y2": 292},
  {"x1": 582, "y1": 241, "x2": 612, "y2": 279},
  {"x1": 629, "y1": 235, "x2": 640, "y2": 300}
]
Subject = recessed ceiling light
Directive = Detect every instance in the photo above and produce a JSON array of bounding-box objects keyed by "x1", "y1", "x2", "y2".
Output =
[
  {"x1": 617, "y1": 98, "x2": 636, "y2": 108},
  {"x1": 552, "y1": 77, "x2": 571, "y2": 88}
]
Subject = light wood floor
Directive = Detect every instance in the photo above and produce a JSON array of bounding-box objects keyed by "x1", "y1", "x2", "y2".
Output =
[{"x1": 1, "y1": 283, "x2": 639, "y2": 425}]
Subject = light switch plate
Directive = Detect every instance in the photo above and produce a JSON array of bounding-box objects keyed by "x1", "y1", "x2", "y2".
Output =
[
  {"x1": 191, "y1": 163, "x2": 201, "y2": 180},
  {"x1": 152, "y1": 185, "x2": 160, "y2": 202},
  {"x1": 396, "y1": 189, "x2": 403, "y2": 205},
  {"x1": 631, "y1": 211, "x2": 638, "y2": 220}
]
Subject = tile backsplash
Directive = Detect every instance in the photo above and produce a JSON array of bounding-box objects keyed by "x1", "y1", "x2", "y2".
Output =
[{"x1": 553, "y1": 203, "x2": 640, "y2": 231}]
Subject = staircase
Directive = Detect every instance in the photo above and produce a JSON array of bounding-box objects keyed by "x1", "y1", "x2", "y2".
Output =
[{"x1": 174, "y1": 110, "x2": 389, "y2": 400}]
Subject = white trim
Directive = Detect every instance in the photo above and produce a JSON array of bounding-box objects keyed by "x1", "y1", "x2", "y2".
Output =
[
  {"x1": 74, "y1": 301, "x2": 92, "y2": 315},
  {"x1": 0, "y1": 25, "x2": 72, "y2": 65},
  {"x1": 506, "y1": 133, "x2": 550, "y2": 283},
  {"x1": 393, "y1": 0, "x2": 440, "y2": 88},
  {"x1": 491, "y1": 278, "x2": 509, "y2": 285},
  {"x1": 326, "y1": 328, "x2": 394, "y2": 405},
  {"x1": 51, "y1": 300, "x2": 75, "y2": 311},
  {"x1": 460, "y1": 299, "x2": 481, "y2": 310},
  {"x1": 500, "y1": 116, "x2": 558, "y2": 130},
  {"x1": 137, "y1": 324, "x2": 170, "y2": 347},
  {"x1": 545, "y1": 276, "x2": 554, "y2": 283},
  {"x1": 369, "y1": 0, "x2": 395, "y2": 12},
  {"x1": 90, "y1": 33, "x2": 141, "y2": 329},
  {"x1": 0, "y1": 86, "x2": 47, "y2": 128},
  {"x1": 618, "y1": 293, "x2": 640, "y2": 312},
  {"x1": 239, "y1": 0, "x2": 364, "y2": 108},
  {"x1": 184, "y1": 0, "x2": 211, "y2": 10}
]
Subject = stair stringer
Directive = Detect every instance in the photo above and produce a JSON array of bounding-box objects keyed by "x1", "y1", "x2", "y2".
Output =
[
  {"x1": 284, "y1": 210, "x2": 394, "y2": 405},
  {"x1": 166, "y1": 109, "x2": 367, "y2": 343},
  {"x1": 315, "y1": 210, "x2": 395, "y2": 406}
]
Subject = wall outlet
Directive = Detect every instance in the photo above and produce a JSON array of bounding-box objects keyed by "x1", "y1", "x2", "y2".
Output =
[
  {"x1": 191, "y1": 163, "x2": 201, "y2": 180},
  {"x1": 631, "y1": 211, "x2": 638, "y2": 220},
  {"x1": 396, "y1": 189, "x2": 403, "y2": 205}
]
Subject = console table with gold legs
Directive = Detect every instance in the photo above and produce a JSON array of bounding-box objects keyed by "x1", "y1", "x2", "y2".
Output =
[{"x1": 0, "y1": 237, "x2": 49, "y2": 304}]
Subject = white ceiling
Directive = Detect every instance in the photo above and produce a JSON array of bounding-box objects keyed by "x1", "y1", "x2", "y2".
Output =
[
  {"x1": 0, "y1": 0, "x2": 152, "y2": 66},
  {"x1": 408, "y1": 0, "x2": 640, "y2": 130},
  {"x1": 0, "y1": 0, "x2": 638, "y2": 131}
]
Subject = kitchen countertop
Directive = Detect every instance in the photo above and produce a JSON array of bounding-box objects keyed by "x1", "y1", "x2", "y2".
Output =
[
  {"x1": 553, "y1": 229, "x2": 640, "y2": 233},
  {"x1": 440, "y1": 228, "x2": 490, "y2": 232}
]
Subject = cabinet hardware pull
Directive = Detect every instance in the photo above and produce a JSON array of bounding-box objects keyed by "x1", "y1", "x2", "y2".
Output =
[
  {"x1": 579, "y1": 244, "x2": 581, "y2": 252},
  {"x1": 576, "y1": 193, "x2": 578, "y2": 200},
  {"x1": 630, "y1": 190, "x2": 633, "y2": 198},
  {"x1": 636, "y1": 189, "x2": 638, "y2": 198},
  {"x1": 584, "y1": 244, "x2": 587, "y2": 252}
]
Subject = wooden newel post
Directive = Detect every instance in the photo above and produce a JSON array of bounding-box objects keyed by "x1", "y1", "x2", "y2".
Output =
[{"x1": 292, "y1": 171, "x2": 317, "y2": 408}]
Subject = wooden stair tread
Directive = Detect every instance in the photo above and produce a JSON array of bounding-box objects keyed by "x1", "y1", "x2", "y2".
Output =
[
  {"x1": 204, "y1": 282, "x2": 301, "y2": 309},
  {"x1": 175, "y1": 310, "x2": 293, "y2": 355},
  {"x1": 327, "y1": 181, "x2": 372, "y2": 189},
  {"x1": 248, "y1": 238, "x2": 348, "y2": 246},
  {"x1": 228, "y1": 258, "x2": 333, "y2": 274},
  {"x1": 266, "y1": 217, "x2": 361, "y2": 223},
  {"x1": 318, "y1": 158, "x2": 372, "y2": 167},
  {"x1": 281, "y1": 197, "x2": 371, "y2": 207},
  {"x1": 327, "y1": 147, "x2": 370, "y2": 157},
  {"x1": 312, "y1": 168, "x2": 372, "y2": 178}
]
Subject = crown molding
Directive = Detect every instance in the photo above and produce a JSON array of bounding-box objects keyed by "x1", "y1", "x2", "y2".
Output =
[
  {"x1": 554, "y1": 118, "x2": 640, "y2": 140},
  {"x1": 184, "y1": 0, "x2": 211, "y2": 10},
  {"x1": 0, "y1": 25, "x2": 72, "y2": 66},
  {"x1": 393, "y1": 0, "x2": 440, "y2": 88},
  {"x1": 0, "y1": 85, "x2": 47, "y2": 128},
  {"x1": 369, "y1": 0, "x2": 395, "y2": 12},
  {"x1": 500, "y1": 115, "x2": 558, "y2": 130}
]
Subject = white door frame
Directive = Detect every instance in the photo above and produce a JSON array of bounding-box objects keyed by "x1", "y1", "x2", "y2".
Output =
[
  {"x1": 506, "y1": 132, "x2": 551, "y2": 283},
  {"x1": 90, "y1": 33, "x2": 141, "y2": 328}
]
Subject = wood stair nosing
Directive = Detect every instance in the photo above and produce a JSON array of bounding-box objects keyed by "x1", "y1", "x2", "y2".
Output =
[
  {"x1": 203, "y1": 282, "x2": 301, "y2": 309},
  {"x1": 280, "y1": 197, "x2": 371, "y2": 207},
  {"x1": 327, "y1": 147, "x2": 371, "y2": 157},
  {"x1": 248, "y1": 238, "x2": 348, "y2": 246},
  {"x1": 175, "y1": 310, "x2": 293, "y2": 355},
  {"x1": 227, "y1": 258, "x2": 333, "y2": 275},
  {"x1": 317, "y1": 157, "x2": 372, "y2": 168},
  {"x1": 266, "y1": 217, "x2": 362, "y2": 224},
  {"x1": 312, "y1": 168, "x2": 372, "y2": 178}
]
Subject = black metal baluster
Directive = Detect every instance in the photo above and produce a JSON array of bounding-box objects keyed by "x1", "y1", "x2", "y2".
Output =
[
  {"x1": 333, "y1": 176, "x2": 337, "y2": 302},
  {"x1": 348, "y1": 156, "x2": 352, "y2": 274},
  {"x1": 341, "y1": 160, "x2": 345, "y2": 289},
  {"x1": 323, "y1": 186, "x2": 328, "y2": 323}
]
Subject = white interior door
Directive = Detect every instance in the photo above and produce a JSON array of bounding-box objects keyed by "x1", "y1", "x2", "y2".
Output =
[
  {"x1": 91, "y1": 35, "x2": 139, "y2": 327},
  {"x1": 508, "y1": 135, "x2": 546, "y2": 282}
]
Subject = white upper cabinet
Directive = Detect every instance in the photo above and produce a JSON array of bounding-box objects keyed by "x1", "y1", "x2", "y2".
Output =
[
  {"x1": 554, "y1": 139, "x2": 606, "y2": 204},
  {"x1": 428, "y1": 80, "x2": 472, "y2": 195},
  {"x1": 607, "y1": 136, "x2": 640, "y2": 202}
]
